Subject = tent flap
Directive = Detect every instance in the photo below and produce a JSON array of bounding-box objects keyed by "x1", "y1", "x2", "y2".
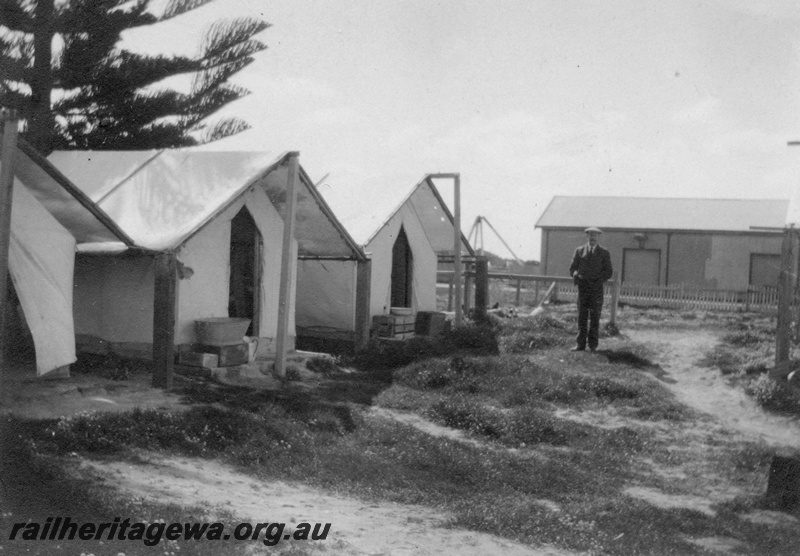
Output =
[{"x1": 8, "y1": 183, "x2": 77, "y2": 374}]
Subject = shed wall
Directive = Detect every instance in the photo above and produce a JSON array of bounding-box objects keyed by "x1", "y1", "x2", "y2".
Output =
[{"x1": 540, "y1": 228, "x2": 786, "y2": 290}]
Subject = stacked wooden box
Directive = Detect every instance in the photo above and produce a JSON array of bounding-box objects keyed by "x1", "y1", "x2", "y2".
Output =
[
  {"x1": 178, "y1": 343, "x2": 249, "y2": 368},
  {"x1": 415, "y1": 311, "x2": 448, "y2": 336},
  {"x1": 372, "y1": 314, "x2": 416, "y2": 339}
]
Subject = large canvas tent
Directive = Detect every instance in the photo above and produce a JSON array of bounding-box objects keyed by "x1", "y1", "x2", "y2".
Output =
[
  {"x1": 48, "y1": 150, "x2": 365, "y2": 362},
  {"x1": 297, "y1": 174, "x2": 474, "y2": 343},
  {"x1": 1, "y1": 136, "x2": 132, "y2": 375}
]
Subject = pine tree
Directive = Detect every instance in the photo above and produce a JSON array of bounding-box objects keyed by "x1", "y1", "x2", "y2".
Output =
[{"x1": 0, "y1": 0, "x2": 269, "y2": 153}]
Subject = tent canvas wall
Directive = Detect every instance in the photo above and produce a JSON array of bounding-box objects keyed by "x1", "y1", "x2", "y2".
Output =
[
  {"x1": 50, "y1": 150, "x2": 364, "y2": 359},
  {"x1": 1, "y1": 136, "x2": 131, "y2": 375},
  {"x1": 297, "y1": 174, "x2": 473, "y2": 342}
]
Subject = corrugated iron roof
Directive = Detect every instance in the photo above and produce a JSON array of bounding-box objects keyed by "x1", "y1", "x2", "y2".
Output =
[{"x1": 536, "y1": 196, "x2": 789, "y2": 232}]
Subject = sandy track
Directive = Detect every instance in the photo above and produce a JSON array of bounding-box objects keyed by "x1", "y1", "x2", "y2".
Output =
[
  {"x1": 82, "y1": 451, "x2": 574, "y2": 556},
  {"x1": 624, "y1": 328, "x2": 800, "y2": 448}
]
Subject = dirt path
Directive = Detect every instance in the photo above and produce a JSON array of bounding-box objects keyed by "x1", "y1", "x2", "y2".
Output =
[
  {"x1": 623, "y1": 328, "x2": 800, "y2": 448},
  {"x1": 83, "y1": 453, "x2": 573, "y2": 556}
]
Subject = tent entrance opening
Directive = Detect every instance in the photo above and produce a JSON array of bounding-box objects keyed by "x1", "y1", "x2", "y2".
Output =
[
  {"x1": 229, "y1": 208, "x2": 262, "y2": 336},
  {"x1": 391, "y1": 227, "x2": 413, "y2": 308}
]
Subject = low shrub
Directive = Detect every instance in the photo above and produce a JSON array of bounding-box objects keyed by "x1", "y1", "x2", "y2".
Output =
[
  {"x1": 531, "y1": 373, "x2": 639, "y2": 404},
  {"x1": 306, "y1": 356, "x2": 340, "y2": 375},
  {"x1": 427, "y1": 396, "x2": 505, "y2": 437},
  {"x1": 723, "y1": 331, "x2": 770, "y2": 347},
  {"x1": 349, "y1": 324, "x2": 499, "y2": 371},
  {"x1": 745, "y1": 375, "x2": 800, "y2": 413},
  {"x1": 46, "y1": 405, "x2": 314, "y2": 460}
]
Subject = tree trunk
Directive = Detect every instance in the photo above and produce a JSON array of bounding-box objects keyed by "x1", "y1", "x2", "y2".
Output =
[{"x1": 28, "y1": 0, "x2": 56, "y2": 154}]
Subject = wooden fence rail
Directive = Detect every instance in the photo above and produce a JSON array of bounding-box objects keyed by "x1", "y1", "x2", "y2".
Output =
[{"x1": 436, "y1": 270, "x2": 793, "y2": 313}]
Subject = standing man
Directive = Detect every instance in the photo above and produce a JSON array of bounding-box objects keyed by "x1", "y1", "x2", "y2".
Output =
[{"x1": 569, "y1": 227, "x2": 613, "y2": 352}]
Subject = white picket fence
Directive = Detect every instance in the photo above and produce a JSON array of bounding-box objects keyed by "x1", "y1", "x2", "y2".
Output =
[{"x1": 438, "y1": 271, "x2": 790, "y2": 313}]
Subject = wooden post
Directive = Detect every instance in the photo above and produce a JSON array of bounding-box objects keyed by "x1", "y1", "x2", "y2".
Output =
[
  {"x1": 766, "y1": 455, "x2": 800, "y2": 511},
  {"x1": 534, "y1": 280, "x2": 540, "y2": 305},
  {"x1": 776, "y1": 227, "x2": 793, "y2": 365},
  {"x1": 152, "y1": 252, "x2": 177, "y2": 389},
  {"x1": 0, "y1": 113, "x2": 19, "y2": 372},
  {"x1": 354, "y1": 258, "x2": 372, "y2": 351},
  {"x1": 463, "y1": 268, "x2": 473, "y2": 313},
  {"x1": 275, "y1": 152, "x2": 300, "y2": 378},
  {"x1": 610, "y1": 271, "x2": 620, "y2": 326},
  {"x1": 474, "y1": 256, "x2": 489, "y2": 321},
  {"x1": 453, "y1": 174, "x2": 463, "y2": 327},
  {"x1": 275, "y1": 153, "x2": 300, "y2": 377},
  {"x1": 447, "y1": 273, "x2": 454, "y2": 311},
  {"x1": 515, "y1": 278, "x2": 522, "y2": 306}
]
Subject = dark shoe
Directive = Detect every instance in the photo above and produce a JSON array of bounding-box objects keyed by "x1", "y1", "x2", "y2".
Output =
[{"x1": 570, "y1": 346, "x2": 585, "y2": 352}]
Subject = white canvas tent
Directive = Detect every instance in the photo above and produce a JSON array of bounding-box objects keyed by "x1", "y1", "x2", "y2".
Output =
[
  {"x1": 1, "y1": 137, "x2": 132, "y2": 375},
  {"x1": 49, "y1": 150, "x2": 365, "y2": 361},
  {"x1": 297, "y1": 174, "x2": 474, "y2": 342}
]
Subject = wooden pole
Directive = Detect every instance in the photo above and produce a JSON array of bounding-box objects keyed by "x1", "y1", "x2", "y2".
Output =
[
  {"x1": 152, "y1": 252, "x2": 177, "y2": 388},
  {"x1": 453, "y1": 174, "x2": 463, "y2": 327},
  {"x1": 354, "y1": 258, "x2": 372, "y2": 351},
  {"x1": 610, "y1": 271, "x2": 620, "y2": 326},
  {"x1": 0, "y1": 113, "x2": 19, "y2": 372},
  {"x1": 474, "y1": 256, "x2": 489, "y2": 321},
  {"x1": 274, "y1": 152, "x2": 300, "y2": 378},
  {"x1": 776, "y1": 227, "x2": 793, "y2": 365},
  {"x1": 447, "y1": 273, "x2": 454, "y2": 311}
]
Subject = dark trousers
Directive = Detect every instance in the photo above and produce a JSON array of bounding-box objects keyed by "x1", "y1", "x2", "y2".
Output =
[{"x1": 576, "y1": 285, "x2": 604, "y2": 349}]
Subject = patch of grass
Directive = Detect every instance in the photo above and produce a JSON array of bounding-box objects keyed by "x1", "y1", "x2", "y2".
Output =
[
  {"x1": 722, "y1": 330, "x2": 770, "y2": 347},
  {"x1": 0, "y1": 416, "x2": 262, "y2": 556},
  {"x1": 497, "y1": 314, "x2": 572, "y2": 354},
  {"x1": 346, "y1": 323, "x2": 499, "y2": 372}
]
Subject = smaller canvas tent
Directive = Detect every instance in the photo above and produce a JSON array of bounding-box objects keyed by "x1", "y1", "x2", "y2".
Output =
[
  {"x1": 1, "y1": 136, "x2": 132, "y2": 375},
  {"x1": 297, "y1": 174, "x2": 474, "y2": 342},
  {"x1": 48, "y1": 150, "x2": 364, "y2": 360}
]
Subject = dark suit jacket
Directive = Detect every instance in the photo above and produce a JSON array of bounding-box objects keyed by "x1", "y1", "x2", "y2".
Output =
[{"x1": 570, "y1": 244, "x2": 613, "y2": 288}]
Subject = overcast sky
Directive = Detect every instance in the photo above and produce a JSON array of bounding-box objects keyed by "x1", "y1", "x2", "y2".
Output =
[{"x1": 127, "y1": 0, "x2": 800, "y2": 261}]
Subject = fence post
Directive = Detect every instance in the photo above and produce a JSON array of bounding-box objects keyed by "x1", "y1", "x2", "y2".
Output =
[
  {"x1": 447, "y1": 273, "x2": 454, "y2": 311},
  {"x1": 776, "y1": 227, "x2": 793, "y2": 365},
  {"x1": 474, "y1": 257, "x2": 489, "y2": 321},
  {"x1": 610, "y1": 271, "x2": 620, "y2": 325},
  {"x1": 515, "y1": 278, "x2": 522, "y2": 306},
  {"x1": 534, "y1": 280, "x2": 540, "y2": 305},
  {"x1": 552, "y1": 281, "x2": 559, "y2": 302}
]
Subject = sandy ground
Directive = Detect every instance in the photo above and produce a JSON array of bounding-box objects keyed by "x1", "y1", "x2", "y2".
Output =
[
  {"x1": 623, "y1": 328, "x2": 800, "y2": 448},
  {"x1": 82, "y1": 454, "x2": 570, "y2": 556},
  {"x1": 4, "y1": 323, "x2": 800, "y2": 555}
]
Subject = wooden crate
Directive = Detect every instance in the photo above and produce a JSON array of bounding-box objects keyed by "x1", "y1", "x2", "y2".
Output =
[
  {"x1": 178, "y1": 352, "x2": 219, "y2": 368},
  {"x1": 372, "y1": 314, "x2": 416, "y2": 338},
  {"x1": 194, "y1": 342, "x2": 248, "y2": 366},
  {"x1": 415, "y1": 311, "x2": 447, "y2": 336}
]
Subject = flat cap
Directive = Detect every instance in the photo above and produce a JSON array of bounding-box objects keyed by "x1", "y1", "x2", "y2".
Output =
[{"x1": 584, "y1": 227, "x2": 602, "y2": 234}]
